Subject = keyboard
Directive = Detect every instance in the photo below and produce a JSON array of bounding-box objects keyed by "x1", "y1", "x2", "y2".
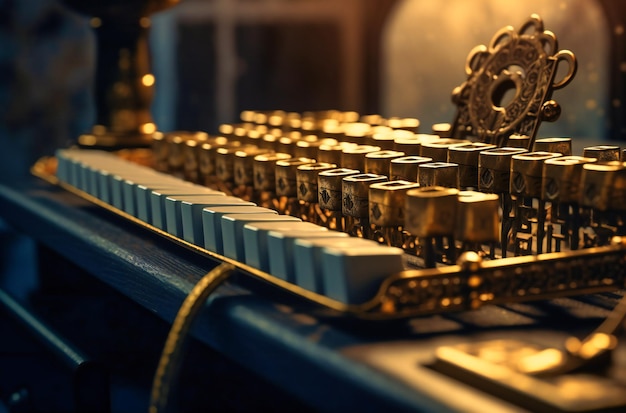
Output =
[
  {"x1": 38, "y1": 118, "x2": 626, "y2": 323},
  {"x1": 28, "y1": 14, "x2": 626, "y2": 411}
]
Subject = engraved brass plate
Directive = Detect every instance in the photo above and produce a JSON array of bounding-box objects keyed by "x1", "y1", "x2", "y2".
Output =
[{"x1": 451, "y1": 14, "x2": 577, "y2": 148}]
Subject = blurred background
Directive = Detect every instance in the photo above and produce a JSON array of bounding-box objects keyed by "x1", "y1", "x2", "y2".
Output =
[
  {"x1": 2, "y1": 0, "x2": 625, "y2": 184},
  {"x1": 0, "y1": 0, "x2": 626, "y2": 413},
  {"x1": 0, "y1": 0, "x2": 625, "y2": 410}
]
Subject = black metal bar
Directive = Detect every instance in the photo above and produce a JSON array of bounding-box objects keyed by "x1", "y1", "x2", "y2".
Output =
[{"x1": 0, "y1": 289, "x2": 110, "y2": 413}]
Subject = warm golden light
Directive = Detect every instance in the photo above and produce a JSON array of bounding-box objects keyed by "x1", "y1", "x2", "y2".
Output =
[
  {"x1": 141, "y1": 123, "x2": 157, "y2": 134},
  {"x1": 142, "y1": 74, "x2": 156, "y2": 87},
  {"x1": 516, "y1": 348, "x2": 564, "y2": 374}
]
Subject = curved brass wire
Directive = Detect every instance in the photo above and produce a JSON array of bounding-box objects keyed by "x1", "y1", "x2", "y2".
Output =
[{"x1": 149, "y1": 262, "x2": 235, "y2": 413}]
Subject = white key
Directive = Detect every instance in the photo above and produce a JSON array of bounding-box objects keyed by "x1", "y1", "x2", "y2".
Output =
[
  {"x1": 180, "y1": 196, "x2": 255, "y2": 245},
  {"x1": 150, "y1": 187, "x2": 221, "y2": 230},
  {"x1": 321, "y1": 243, "x2": 405, "y2": 304},
  {"x1": 55, "y1": 149, "x2": 72, "y2": 183},
  {"x1": 221, "y1": 214, "x2": 301, "y2": 261},
  {"x1": 163, "y1": 193, "x2": 235, "y2": 238},
  {"x1": 136, "y1": 183, "x2": 193, "y2": 224},
  {"x1": 293, "y1": 237, "x2": 379, "y2": 294},
  {"x1": 110, "y1": 168, "x2": 173, "y2": 211},
  {"x1": 267, "y1": 230, "x2": 348, "y2": 283},
  {"x1": 121, "y1": 174, "x2": 190, "y2": 216},
  {"x1": 243, "y1": 221, "x2": 327, "y2": 273},
  {"x1": 202, "y1": 206, "x2": 277, "y2": 254}
]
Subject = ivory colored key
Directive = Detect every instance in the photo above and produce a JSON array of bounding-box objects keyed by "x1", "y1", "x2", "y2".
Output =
[
  {"x1": 267, "y1": 230, "x2": 349, "y2": 283},
  {"x1": 164, "y1": 193, "x2": 237, "y2": 238},
  {"x1": 78, "y1": 156, "x2": 108, "y2": 196},
  {"x1": 79, "y1": 154, "x2": 121, "y2": 196},
  {"x1": 221, "y1": 214, "x2": 301, "y2": 261},
  {"x1": 58, "y1": 149, "x2": 123, "y2": 192},
  {"x1": 243, "y1": 221, "x2": 328, "y2": 272},
  {"x1": 55, "y1": 149, "x2": 74, "y2": 183},
  {"x1": 321, "y1": 242, "x2": 405, "y2": 304},
  {"x1": 293, "y1": 237, "x2": 380, "y2": 294},
  {"x1": 112, "y1": 169, "x2": 178, "y2": 211},
  {"x1": 122, "y1": 173, "x2": 190, "y2": 216},
  {"x1": 150, "y1": 187, "x2": 222, "y2": 230},
  {"x1": 135, "y1": 181, "x2": 196, "y2": 223},
  {"x1": 56, "y1": 149, "x2": 93, "y2": 189},
  {"x1": 202, "y1": 206, "x2": 277, "y2": 254},
  {"x1": 180, "y1": 196, "x2": 256, "y2": 245}
]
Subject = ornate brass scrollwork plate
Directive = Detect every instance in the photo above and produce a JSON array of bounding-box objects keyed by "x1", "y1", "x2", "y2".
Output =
[{"x1": 451, "y1": 14, "x2": 577, "y2": 149}]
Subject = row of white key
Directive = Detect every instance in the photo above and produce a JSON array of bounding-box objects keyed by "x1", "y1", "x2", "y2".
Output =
[{"x1": 55, "y1": 149, "x2": 405, "y2": 304}]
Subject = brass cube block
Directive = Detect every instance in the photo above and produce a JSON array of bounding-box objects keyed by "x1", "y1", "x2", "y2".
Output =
[
  {"x1": 318, "y1": 168, "x2": 360, "y2": 211},
  {"x1": 405, "y1": 187, "x2": 459, "y2": 237},
  {"x1": 478, "y1": 147, "x2": 528, "y2": 193},
  {"x1": 275, "y1": 158, "x2": 315, "y2": 197},
  {"x1": 252, "y1": 153, "x2": 291, "y2": 191},
  {"x1": 296, "y1": 162, "x2": 337, "y2": 202},
  {"x1": 456, "y1": 191, "x2": 500, "y2": 243},
  {"x1": 542, "y1": 156, "x2": 596, "y2": 203},
  {"x1": 418, "y1": 162, "x2": 459, "y2": 188},
  {"x1": 364, "y1": 150, "x2": 405, "y2": 175},
  {"x1": 390, "y1": 155, "x2": 432, "y2": 182},
  {"x1": 341, "y1": 144, "x2": 381, "y2": 171},
  {"x1": 368, "y1": 180, "x2": 420, "y2": 227},
  {"x1": 580, "y1": 161, "x2": 626, "y2": 211},
  {"x1": 448, "y1": 142, "x2": 496, "y2": 189},
  {"x1": 582, "y1": 145, "x2": 621, "y2": 162},
  {"x1": 342, "y1": 174, "x2": 388, "y2": 218},
  {"x1": 510, "y1": 152, "x2": 562, "y2": 198},
  {"x1": 533, "y1": 137, "x2": 572, "y2": 155}
]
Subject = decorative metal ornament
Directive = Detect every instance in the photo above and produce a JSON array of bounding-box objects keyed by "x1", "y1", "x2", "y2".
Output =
[{"x1": 450, "y1": 14, "x2": 577, "y2": 149}]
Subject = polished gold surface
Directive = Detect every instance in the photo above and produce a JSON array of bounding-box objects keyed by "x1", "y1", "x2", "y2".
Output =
[
  {"x1": 341, "y1": 144, "x2": 382, "y2": 171},
  {"x1": 393, "y1": 133, "x2": 439, "y2": 156},
  {"x1": 420, "y1": 138, "x2": 469, "y2": 162},
  {"x1": 275, "y1": 158, "x2": 316, "y2": 198}
]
